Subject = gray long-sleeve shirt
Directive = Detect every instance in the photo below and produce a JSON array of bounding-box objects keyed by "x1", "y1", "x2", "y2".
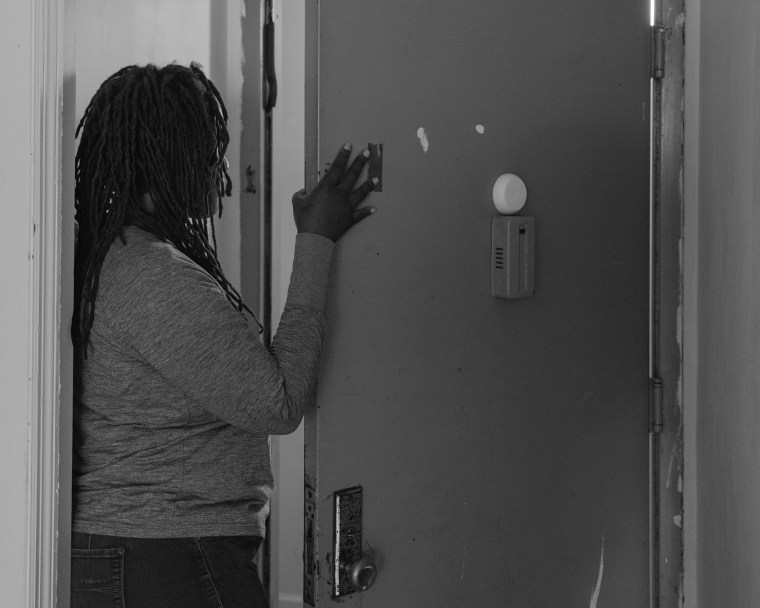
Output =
[{"x1": 72, "y1": 226, "x2": 334, "y2": 538}]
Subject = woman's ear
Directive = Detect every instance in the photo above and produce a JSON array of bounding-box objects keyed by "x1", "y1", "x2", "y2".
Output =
[{"x1": 140, "y1": 193, "x2": 156, "y2": 215}]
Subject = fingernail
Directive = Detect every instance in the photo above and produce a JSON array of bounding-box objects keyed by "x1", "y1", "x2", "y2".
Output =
[
  {"x1": 370, "y1": 207, "x2": 377, "y2": 214},
  {"x1": 371, "y1": 177, "x2": 380, "y2": 185},
  {"x1": 362, "y1": 149, "x2": 371, "y2": 158},
  {"x1": 343, "y1": 142, "x2": 352, "y2": 151}
]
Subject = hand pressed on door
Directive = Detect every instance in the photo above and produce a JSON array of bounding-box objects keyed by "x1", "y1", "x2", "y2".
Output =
[{"x1": 292, "y1": 143, "x2": 378, "y2": 242}]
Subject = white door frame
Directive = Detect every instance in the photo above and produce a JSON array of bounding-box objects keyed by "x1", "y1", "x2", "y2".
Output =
[{"x1": 25, "y1": 0, "x2": 74, "y2": 606}]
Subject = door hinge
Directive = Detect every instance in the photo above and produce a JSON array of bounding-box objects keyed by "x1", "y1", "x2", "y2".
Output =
[
  {"x1": 650, "y1": 25, "x2": 670, "y2": 79},
  {"x1": 650, "y1": 377, "x2": 664, "y2": 433}
]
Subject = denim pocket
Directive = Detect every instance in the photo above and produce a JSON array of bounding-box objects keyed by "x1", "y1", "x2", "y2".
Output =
[{"x1": 71, "y1": 547, "x2": 126, "y2": 608}]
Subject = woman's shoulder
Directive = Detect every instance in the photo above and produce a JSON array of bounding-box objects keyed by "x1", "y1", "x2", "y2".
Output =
[
  {"x1": 99, "y1": 226, "x2": 214, "y2": 301},
  {"x1": 106, "y1": 226, "x2": 193, "y2": 272},
  {"x1": 94, "y1": 226, "x2": 231, "y2": 338}
]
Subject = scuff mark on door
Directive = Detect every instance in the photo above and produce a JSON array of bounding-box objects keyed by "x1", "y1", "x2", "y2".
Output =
[
  {"x1": 666, "y1": 417, "x2": 683, "y2": 488},
  {"x1": 589, "y1": 537, "x2": 605, "y2": 608},
  {"x1": 417, "y1": 127, "x2": 430, "y2": 153}
]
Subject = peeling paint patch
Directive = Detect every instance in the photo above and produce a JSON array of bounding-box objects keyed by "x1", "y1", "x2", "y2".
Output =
[
  {"x1": 666, "y1": 417, "x2": 684, "y2": 488},
  {"x1": 417, "y1": 127, "x2": 430, "y2": 153},
  {"x1": 674, "y1": 12, "x2": 685, "y2": 32},
  {"x1": 475, "y1": 124, "x2": 485, "y2": 134},
  {"x1": 589, "y1": 538, "x2": 604, "y2": 608}
]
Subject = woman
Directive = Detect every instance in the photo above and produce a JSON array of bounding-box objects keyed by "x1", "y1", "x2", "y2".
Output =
[{"x1": 71, "y1": 62, "x2": 376, "y2": 608}]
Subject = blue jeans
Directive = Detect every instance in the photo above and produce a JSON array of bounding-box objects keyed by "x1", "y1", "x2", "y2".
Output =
[{"x1": 70, "y1": 532, "x2": 269, "y2": 608}]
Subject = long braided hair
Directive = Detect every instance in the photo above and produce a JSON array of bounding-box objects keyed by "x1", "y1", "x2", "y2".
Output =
[{"x1": 73, "y1": 62, "x2": 257, "y2": 372}]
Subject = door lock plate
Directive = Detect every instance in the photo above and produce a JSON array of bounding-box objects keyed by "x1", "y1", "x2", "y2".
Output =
[
  {"x1": 332, "y1": 486, "x2": 363, "y2": 598},
  {"x1": 303, "y1": 480, "x2": 317, "y2": 606}
]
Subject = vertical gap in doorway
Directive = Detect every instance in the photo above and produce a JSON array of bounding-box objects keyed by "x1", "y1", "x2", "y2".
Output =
[
  {"x1": 649, "y1": 0, "x2": 665, "y2": 605},
  {"x1": 649, "y1": 20, "x2": 662, "y2": 608},
  {"x1": 261, "y1": 0, "x2": 275, "y2": 598},
  {"x1": 262, "y1": 0, "x2": 274, "y2": 349}
]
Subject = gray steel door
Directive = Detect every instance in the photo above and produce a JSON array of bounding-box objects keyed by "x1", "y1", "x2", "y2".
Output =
[{"x1": 305, "y1": 2, "x2": 651, "y2": 606}]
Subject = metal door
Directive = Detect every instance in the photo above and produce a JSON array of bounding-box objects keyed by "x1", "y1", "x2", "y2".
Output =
[{"x1": 305, "y1": 2, "x2": 651, "y2": 606}]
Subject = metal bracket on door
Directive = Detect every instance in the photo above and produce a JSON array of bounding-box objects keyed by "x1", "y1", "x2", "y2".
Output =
[
  {"x1": 303, "y1": 480, "x2": 317, "y2": 606},
  {"x1": 650, "y1": 25, "x2": 670, "y2": 79},
  {"x1": 650, "y1": 377, "x2": 664, "y2": 433}
]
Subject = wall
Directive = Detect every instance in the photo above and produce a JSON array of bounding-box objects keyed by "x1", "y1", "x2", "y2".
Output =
[
  {"x1": 685, "y1": 0, "x2": 760, "y2": 605},
  {"x1": 0, "y1": 0, "x2": 36, "y2": 604}
]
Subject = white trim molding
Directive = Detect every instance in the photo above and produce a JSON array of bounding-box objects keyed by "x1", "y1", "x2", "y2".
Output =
[{"x1": 28, "y1": 0, "x2": 66, "y2": 606}]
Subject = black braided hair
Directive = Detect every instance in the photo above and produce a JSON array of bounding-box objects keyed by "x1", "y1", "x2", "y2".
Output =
[{"x1": 73, "y1": 62, "x2": 259, "y2": 372}]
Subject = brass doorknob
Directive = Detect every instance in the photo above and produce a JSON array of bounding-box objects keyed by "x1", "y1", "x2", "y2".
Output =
[{"x1": 340, "y1": 555, "x2": 378, "y2": 592}]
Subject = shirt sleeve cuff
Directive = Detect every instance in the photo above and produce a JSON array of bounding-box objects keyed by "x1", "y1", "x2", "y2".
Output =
[{"x1": 285, "y1": 232, "x2": 335, "y2": 310}]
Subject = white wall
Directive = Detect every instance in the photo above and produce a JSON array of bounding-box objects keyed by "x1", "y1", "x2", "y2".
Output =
[{"x1": 685, "y1": 0, "x2": 760, "y2": 605}]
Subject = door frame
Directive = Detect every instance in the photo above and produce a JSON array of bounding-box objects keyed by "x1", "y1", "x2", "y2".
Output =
[
  {"x1": 27, "y1": 0, "x2": 74, "y2": 606},
  {"x1": 650, "y1": 0, "x2": 686, "y2": 605}
]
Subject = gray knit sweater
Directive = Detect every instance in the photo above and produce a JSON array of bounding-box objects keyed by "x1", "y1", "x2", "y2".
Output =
[{"x1": 72, "y1": 226, "x2": 334, "y2": 538}]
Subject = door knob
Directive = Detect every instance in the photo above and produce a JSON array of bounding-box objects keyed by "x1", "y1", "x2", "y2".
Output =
[{"x1": 340, "y1": 555, "x2": 378, "y2": 592}]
